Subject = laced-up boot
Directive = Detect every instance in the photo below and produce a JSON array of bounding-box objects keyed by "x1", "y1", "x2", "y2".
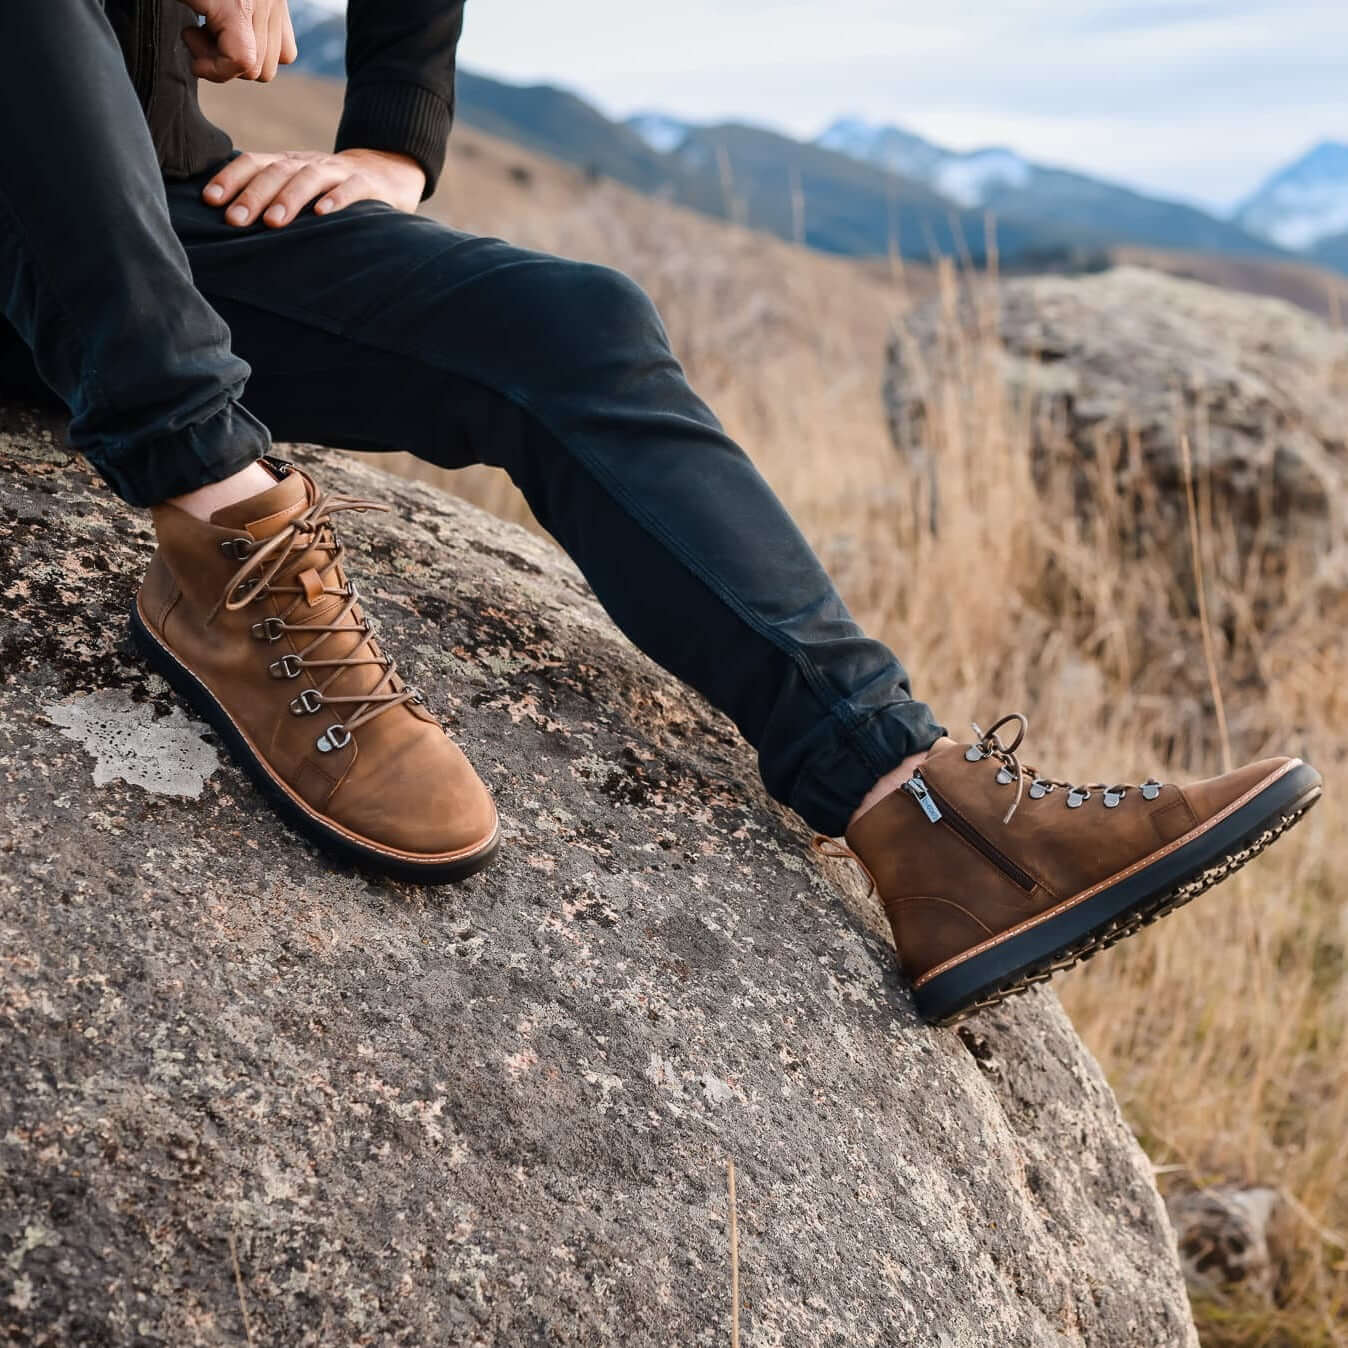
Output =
[
  {"x1": 132, "y1": 457, "x2": 500, "y2": 882},
  {"x1": 834, "y1": 714, "x2": 1321, "y2": 1024}
]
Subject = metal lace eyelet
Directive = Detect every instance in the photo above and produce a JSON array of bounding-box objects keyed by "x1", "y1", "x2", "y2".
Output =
[
  {"x1": 1103, "y1": 789, "x2": 1125, "y2": 808},
  {"x1": 219, "y1": 537, "x2": 253, "y2": 560},
  {"x1": 251, "y1": 617, "x2": 285, "y2": 642},
  {"x1": 290, "y1": 689, "x2": 323, "y2": 715},
  {"x1": 1141, "y1": 780, "x2": 1162, "y2": 801},
  {"x1": 409, "y1": 689, "x2": 426, "y2": 705},
  {"x1": 995, "y1": 767, "x2": 1015, "y2": 786},
  {"x1": 1028, "y1": 780, "x2": 1050, "y2": 800},
  {"x1": 269, "y1": 654, "x2": 303, "y2": 679},
  {"x1": 1066, "y1": 788, "x2": 1090, "y2": 809},
  {"x1": 965, "y1": 745, "x2": 986, "y2": 762},
  {"x1": 232, "y1": 577, "x2": 261, "y2": 602},
  {"x1": 316, "y1": 724, "x2": 352, "y2": 753}
]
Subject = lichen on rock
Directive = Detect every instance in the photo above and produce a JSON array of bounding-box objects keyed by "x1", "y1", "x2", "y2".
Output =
[
  {"x1": 0, "y1": 407, "x2": 1197, "y2": 1346},
  {"x1": 45, "y1": 688, "x2": 220, "y2": 797}
]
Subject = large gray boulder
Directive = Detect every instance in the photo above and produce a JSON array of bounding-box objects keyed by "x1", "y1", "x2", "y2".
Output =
[
  {"x1": 0, "y1": 407, "x2": 1196, "y2": 1346},
  {"x1": 886, "y1": 266, "x2": 1348, "y2": 565}
]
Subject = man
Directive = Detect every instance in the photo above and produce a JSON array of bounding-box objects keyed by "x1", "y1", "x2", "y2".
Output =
[{"x1": 0, "y1": 0, "x2": 1321, "y2": 1026}]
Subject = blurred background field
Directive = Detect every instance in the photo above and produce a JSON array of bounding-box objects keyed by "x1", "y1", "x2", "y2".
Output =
[{"x1": 204, "y1": 56, "x2": 1346, "y2": 1346}]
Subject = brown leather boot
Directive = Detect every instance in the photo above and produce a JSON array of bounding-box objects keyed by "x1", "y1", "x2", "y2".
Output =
[
  {"x1": 131, "y1": 457, "x2": 500, "y2": 882},
  {"x1": 837, "y1": 714, "x2": 1321, "y2": 1024}
]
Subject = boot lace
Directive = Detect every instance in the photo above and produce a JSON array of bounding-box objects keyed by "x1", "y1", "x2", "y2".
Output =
[
  {"x1": 214, "y1": 490, "x2": 418, "y2": 749},
  {"x1": 968, "y1": 712, "x2": 1162, "y2": 824}
]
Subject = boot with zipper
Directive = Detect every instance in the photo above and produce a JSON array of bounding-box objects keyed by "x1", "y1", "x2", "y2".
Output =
[
  {"x1": 132, "y1": 457, "x2": 500, "y2": 882},
  {"x1": 835, "y1": 713, "x2": 1321, "y2": 1024}
]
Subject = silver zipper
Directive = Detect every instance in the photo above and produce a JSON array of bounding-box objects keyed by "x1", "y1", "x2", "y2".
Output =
[
  {"x1": 902, "y1": 774, "x2": 943, "y2": 822},
  {"x1": 904, "y1": 769, "x2": 1037, "y2": 892}
]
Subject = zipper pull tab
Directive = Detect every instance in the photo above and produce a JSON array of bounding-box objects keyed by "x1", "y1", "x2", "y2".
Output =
[{"x1": 903, "y1": 772, "x2": 943, "y2": 823}]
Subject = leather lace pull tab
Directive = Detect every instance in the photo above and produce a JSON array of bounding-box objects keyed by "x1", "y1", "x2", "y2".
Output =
[
  {"x1": 298, "y1": 566, "x2": 325, "y2": 605},
  {"x1": 810, "y1": 834, "x2": 878, "y2": 900}
]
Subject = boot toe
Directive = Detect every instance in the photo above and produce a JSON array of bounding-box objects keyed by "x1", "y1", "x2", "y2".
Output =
[
  {"x1": 1181, "y1": 756, "x2": 1295, "y2": 826},
  {"x1": 329, "y1": 724, "x2": 498, "y2": 861}
]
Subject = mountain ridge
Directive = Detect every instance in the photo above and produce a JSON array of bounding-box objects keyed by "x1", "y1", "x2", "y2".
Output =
[
  {"x1": 1236, "y1": 140, "x2": 1348, "y2": 252},
  {"x1": 813, "y1": 115, "x2": 1294, "y2": 263},
  {"x1": 282, "y1": 9, "x2": 1342, "y2": 273}
]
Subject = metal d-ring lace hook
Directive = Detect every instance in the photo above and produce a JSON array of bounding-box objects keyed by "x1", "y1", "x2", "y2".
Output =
[
  {"x1": 972, "y1": 711, "x2": 1169, "y2": 823},
  {"x1": 968, "y1": 712, "x2": 1030, "y2": 823}
]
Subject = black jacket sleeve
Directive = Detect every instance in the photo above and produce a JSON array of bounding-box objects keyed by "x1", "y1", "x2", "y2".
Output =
[{"x1": 335, "y1": 0, "x2": 464, "y2": 200}]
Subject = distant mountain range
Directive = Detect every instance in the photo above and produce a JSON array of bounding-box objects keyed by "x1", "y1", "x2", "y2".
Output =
[
  {"x1": 284, "y1": 5, "x2": 1347, "y2": 275},
  {"x1": 756, "y1": 115, "x2": 1281, "y2": 262}
]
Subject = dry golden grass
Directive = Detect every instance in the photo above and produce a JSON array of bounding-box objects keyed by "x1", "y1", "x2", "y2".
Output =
[{"x1": 206, "y1": 75, "x2": 1348, "y2": 1346}]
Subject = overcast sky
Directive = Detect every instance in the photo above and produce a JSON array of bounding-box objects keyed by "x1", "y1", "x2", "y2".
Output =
[{"x1": 328, "y1": 2, "x2": 1348, "y2": 210}]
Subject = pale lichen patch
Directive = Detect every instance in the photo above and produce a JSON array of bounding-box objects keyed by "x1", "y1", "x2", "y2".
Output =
[{"x1": 44, "y1": 689, "x2": 220, "y2": 797}]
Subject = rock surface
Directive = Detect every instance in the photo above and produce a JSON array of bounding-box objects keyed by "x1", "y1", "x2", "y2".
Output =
[
  {"x1": 886, "y1": 266, "x2": 1348, "y2": 567},
  {"x1": 0, "y1": 407, "x2": 1197, "y2": 1347}
]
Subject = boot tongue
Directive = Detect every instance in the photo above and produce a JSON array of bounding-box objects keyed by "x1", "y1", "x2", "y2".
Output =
[
  {"x1": 214, "y1": 465, "x2": 346, "y2": 625},
  {"x1": 210, "y1": 463, "x2": 311, "y2": 540}
]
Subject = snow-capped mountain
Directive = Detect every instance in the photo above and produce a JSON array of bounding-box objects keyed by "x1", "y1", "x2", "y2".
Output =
[
  {"x1": 932, "y1": 149, "x2": 1033, "y2": 209},
  {"x1": 816, "y1": 118, "x2": 946, "y2": 181},
  {"x1": 1234, "y1": 142, "x2": 1348, "y2": 252},
  {"x1": 626, "y1": 114, "x2": 692, "y2": 155},
  {"x1": 817, "y1": 119, "x2": 1030, "y2": 208}
]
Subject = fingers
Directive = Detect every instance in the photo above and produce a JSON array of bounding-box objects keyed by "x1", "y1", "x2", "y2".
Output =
[
  {"x1": 233, "y1": 1, "x2": 296, "y2": 82},
  {"x1": 202, "y1": 152, "x2": 277, "y2": 208},
  {"x1": 202, "y1": 145, "x2": 398, "y2": 229},
  {"x1": 180, "y1": 0, "x2": 261, "y2": 81},
  {"x1": 254, "y1": 3, "x2": 280, "y2": 82},
  {"x1": 226, "y1": 159, "x2": 307, "y2": 226},
  {"x1": 181, "y1": 23, "x2": 251, "y2": 82},
  {"x1": 261, "y1": 163, "x2": 348, "y2": 226},
  {"x1": 313, "y1": 175, "x2": 379, "y2": 217},
  {"x1": 279, "y1": 5, "x2": 298, "y2": 66},
  {"x1": 203, "y1": 153, "x2": 358, "y2": 228}
]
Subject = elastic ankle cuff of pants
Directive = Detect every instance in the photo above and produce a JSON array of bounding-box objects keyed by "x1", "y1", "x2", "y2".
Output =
[
  {"x1": 85, "y1": 402, "x2": 272, "y2": 508},
  {"x1": 786, "y1": 702, "x2": 947, "y2": 837}
]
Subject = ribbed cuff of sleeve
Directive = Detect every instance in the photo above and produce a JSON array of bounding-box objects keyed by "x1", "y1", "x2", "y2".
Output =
[{"x1": 335, "y1": 80, "x2": 452, "y2": 200}]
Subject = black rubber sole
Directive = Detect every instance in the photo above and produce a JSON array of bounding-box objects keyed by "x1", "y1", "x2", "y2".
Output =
[
  {"x1": 130, "y1": 600, "x2": 500, "y2": 885},
  {"x1": 914, "y1": 760, "x2": 1323, "y2": 1026}
]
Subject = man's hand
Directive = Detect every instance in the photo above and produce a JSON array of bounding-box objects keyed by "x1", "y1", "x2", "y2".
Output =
[
  {"x1": 202, "y1": 149, "x2": 427, "y2": 227},
  {"x1": 181, "y1": 0, "x2": 298, "y2": 83}
]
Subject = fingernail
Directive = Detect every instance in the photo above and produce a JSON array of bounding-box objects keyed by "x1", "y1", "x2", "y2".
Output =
[
  {"x1": 227, "y1": 205, "x2": 248, "y2": 224},
  {"x1": 314, "y1": 199, "x2": 331, "y2": 214},
  {"x1": 266, "y1": 205, "x2": 285, "y2": 223},
  {"x1": 205, "y1": 184, "x2": 224, "y2": 201}
]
